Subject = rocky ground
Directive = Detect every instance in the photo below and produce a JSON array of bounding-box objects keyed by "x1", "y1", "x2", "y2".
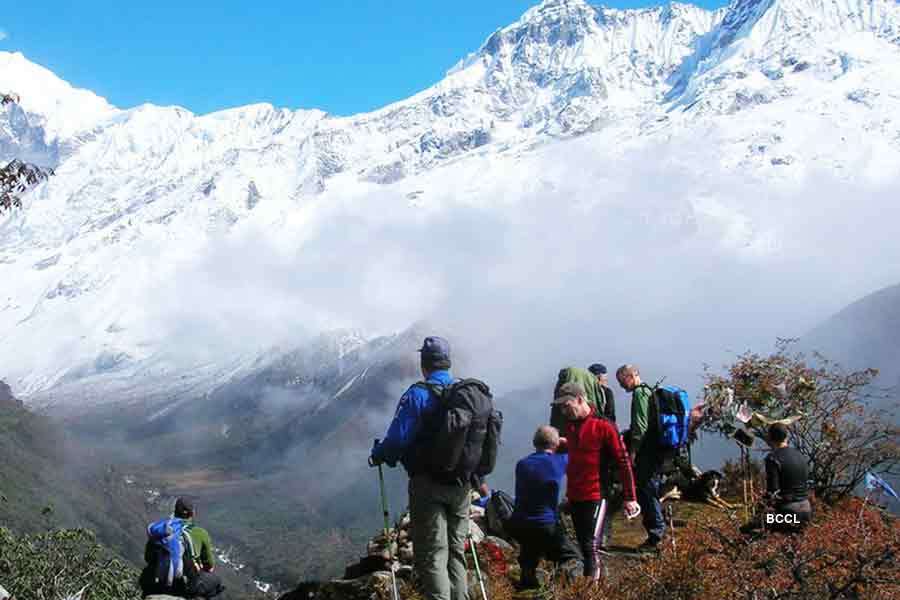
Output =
[{"x1": 275, "y1": 497, "x2": 732, "y2": 600}]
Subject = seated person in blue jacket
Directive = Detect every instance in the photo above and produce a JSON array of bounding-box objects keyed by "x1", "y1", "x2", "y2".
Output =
[{"x1": 506, "y1": 425, "x2": 582, "y2": 589}]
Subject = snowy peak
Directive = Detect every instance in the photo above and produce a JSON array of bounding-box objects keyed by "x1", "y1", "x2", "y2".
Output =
[
  {"x1": 464, "y1": 0, "x2": 721, "y2": 110},
  {"x1": 714, "y1": 0, "x2": 900, "y2": 44},
  {"x1": 0, "y1": 52, "x2": 118, "y2": 142},
  {"x1": 671, "y1": 0, "x2": 900, "y2": 105},
  {"x1": 485, "y1": 0, "x2": 599, "y2": 53},
  {"x1": 0, "y1": 52, "x2": 119, "y2": 167}
]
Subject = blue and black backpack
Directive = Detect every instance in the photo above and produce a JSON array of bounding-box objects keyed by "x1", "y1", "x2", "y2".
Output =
[
  {"x1": 145, "y1": 517, "x2": 196, "y2": 589},
  {"x1": 652, "y1": 385, "x2": 691, "y2": 450}
]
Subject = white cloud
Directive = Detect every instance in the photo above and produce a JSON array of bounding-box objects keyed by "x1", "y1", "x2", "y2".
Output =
[{"x1": 115, "y1": 133, "x2": 900, "y2": 399}]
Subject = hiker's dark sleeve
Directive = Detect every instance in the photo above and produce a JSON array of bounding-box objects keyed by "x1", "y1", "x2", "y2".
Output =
[
  {"x1": 605, "y1": 422, "x2": 637, "y2": 502},
  {"x1": 630, "y1": 386, "x2": 651, "y2": 456},
  {"x1": 374, "y1": 386, "x2": 427, "y2": 466},
  {"x1": 765, "y1": 453, "x2": 780, "y2": 498},
  {"x1": 604, "y1": 386, "x2": 616, "y2": 423},
  {"x1": 144, "y1": 540, "x2": 153, "y2": 565}
]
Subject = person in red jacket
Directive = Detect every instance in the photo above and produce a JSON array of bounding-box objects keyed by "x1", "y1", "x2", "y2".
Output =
[{"x1": 553, "y1": 382, "x2": 640, "y2": 581}]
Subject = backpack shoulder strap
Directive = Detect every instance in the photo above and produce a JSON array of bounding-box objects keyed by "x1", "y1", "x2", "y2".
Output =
[
  {"x1": 415, "y1": 381, "x2": 450, "y2": 411},
  {"x1": 182, "y1": 526, "x2": 197, "y2": 559},
  {"x1": 416, "y1": 380, "x2": 446, "y2": 395}
]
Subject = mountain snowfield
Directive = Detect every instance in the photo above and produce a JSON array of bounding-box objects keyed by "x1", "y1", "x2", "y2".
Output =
[{"x1": 2, "y1": 0, "x2": 900, "y2": 410}]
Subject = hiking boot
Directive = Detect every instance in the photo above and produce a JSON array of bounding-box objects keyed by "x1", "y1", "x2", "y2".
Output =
[
  {"x1": 637, "y1": 537, "x2": 661, "y2": 553},
  {"x1": 515, "y1": 576, "x2": 540, "y2": 591}
]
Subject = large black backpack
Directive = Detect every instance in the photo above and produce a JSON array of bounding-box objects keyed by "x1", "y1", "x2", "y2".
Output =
[{"x1": 419, "y1": 379, "x2": 502, "y2": 484}]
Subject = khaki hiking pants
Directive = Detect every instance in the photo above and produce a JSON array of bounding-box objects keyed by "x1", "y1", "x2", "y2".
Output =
[{"x1": 409, "y1": 474, "x2": 471, "y2": 600}]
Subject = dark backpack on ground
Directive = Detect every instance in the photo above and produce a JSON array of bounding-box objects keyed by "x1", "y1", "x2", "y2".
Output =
[
  {"x1": 653, "y1": 385, "x2": 691, "y2": 450},
  {"x1": 485, "y1": 490, "x2": 515, "y2": 538},
  {"x1": 419, "y1": 378, "x2": 502, "y2": 484}
]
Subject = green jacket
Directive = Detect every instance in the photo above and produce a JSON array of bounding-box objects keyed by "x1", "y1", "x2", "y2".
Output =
[
  {"x1": 629, "y1": 383, "x2": 658, "y2": 458},
  {"x1": 145, "y1": 520, "x2": 216, "y2": 571},
  {"x1": 550, "y1": 367, "x2": 608, "y2": 430},
  {"x1": 185, "y1": 522, "x2": 215, "y2": 571}
]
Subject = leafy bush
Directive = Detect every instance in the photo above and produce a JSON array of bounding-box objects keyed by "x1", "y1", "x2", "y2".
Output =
[{"x1": 0, "y1": 527, "x2": 140, "y2": 600}]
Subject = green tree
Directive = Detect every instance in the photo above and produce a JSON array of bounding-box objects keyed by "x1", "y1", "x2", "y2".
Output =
[{"x1": 0, "y1": 527, "x2": 140, "y2": 600}]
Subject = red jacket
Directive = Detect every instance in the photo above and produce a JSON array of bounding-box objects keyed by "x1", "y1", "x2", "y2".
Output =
[{"x1": 564, "y1": 414, "x2": 637, "y2": 503}]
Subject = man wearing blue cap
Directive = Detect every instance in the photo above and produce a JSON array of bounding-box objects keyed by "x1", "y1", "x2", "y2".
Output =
[{"x1": 371, "y1": 336, "x2": 470, "y2": 600}]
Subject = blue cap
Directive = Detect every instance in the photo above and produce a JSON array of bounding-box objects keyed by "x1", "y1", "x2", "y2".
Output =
[
  {"x1": 588, "y1": 363, "x2": 607, "y2": 376},
  {"x1": 418, "y1": 336, "x2": 450, "y2": 361}
]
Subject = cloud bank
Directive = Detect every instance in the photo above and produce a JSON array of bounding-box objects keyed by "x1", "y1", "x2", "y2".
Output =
[{"x1": 119, "y1": 131, "x2": 900, "y2": 402}]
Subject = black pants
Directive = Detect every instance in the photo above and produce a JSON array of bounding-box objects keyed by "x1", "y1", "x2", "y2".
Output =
[
  {"x1": 570, "y1": 501, "x2": 608, "y2": 579},
  {"x1": 599, "y1": 467, "x2": 623, "y2": 548},
  {"x1": 635, "y1": 456, "x2": 666, "y2": 544},
  {"x1": 139, "y1": 568, "x2": 224, "y2": 599},
  {"x1": 508, "y1": 519, "x2": 581, "y2": 586}
]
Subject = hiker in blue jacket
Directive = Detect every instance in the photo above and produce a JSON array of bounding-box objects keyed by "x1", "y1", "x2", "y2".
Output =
[
  {"x1": 370, "y1": 339, "x2": 455, "y2": 471},
  {"x1": 507, "y1": 425, "x2": 581, "y2": 589},
  {"x1": 370, "y1": 336, "x2": 470, "y2": 600}
]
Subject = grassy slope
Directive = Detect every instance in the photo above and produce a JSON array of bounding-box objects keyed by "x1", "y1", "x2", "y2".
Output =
[{"x1": 0, "y1": 396, "x2": 151, "y2": 560}]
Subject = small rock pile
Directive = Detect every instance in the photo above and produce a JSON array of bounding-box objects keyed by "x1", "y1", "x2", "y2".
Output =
[
  {"x1": 280, "y1": 501, "x2": 517, "y2": 600},
  {"x1": 345, "y1": 503, "x2": 491, "y2": 580}
]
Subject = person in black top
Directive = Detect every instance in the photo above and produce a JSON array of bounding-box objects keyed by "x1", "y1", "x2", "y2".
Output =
[
  {"x1": 763, "y1": 423, "x2": 812, "y2": 530},
  {"x1": 588, "y1": 362, "x2": 621, "y2": 549},
  {"x1": 587, "y1": 363, "x2": 616, "y2": 423}
]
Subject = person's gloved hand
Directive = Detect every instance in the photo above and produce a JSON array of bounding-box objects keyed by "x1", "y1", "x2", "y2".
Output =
[{"x1": 624, "y1": 500, "x2": 641, "y2": 520}]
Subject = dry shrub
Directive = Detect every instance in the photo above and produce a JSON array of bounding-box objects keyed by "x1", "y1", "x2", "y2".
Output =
[
  {"x1": 606, "y1": 499, "x2": 898, "y2": 600},
  {"x1": 467, "y1": 500, "x2": 897, "y2": 600},
  {"x1": 700, "y1": 340, "x2": 899, "y2": 503}
]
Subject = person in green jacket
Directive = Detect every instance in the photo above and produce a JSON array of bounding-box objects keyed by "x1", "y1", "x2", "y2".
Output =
[
  {"x1": 140, "y1": 497, "x2": 223, "y2": 598},
  {"x1": 616, "y1": 364, "x2": 666, "y2": 550},
  {"x1": 550, "y1": 367, "x2": 608, "y2": 431},
  {"x1": 174, "y1": 497, "x2": 216, "y2": 573}
]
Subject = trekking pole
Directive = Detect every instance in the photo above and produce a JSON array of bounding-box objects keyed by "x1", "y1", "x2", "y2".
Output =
[
  {"x1": 372, "y1": 440, "x2": 401, "y2": 600},
  {"x1": 468, "y1": 531, "x2": 489, "y2": 600},
  {"x1": 665, "y1": 503, "x2": 676, "y2": 552},
  {"x1": 741, "y1": 446, "x2": 750, "y2": 522}
]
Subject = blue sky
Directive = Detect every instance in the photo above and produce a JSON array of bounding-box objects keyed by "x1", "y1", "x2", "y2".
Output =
[{"x1": 2, "y1": 1, "x2": 727, "y2": 117}]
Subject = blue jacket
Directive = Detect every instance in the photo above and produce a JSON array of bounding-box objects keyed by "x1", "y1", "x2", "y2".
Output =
[
  {"x1": 372, "y1": 369, "x2": 453, "y2": 473},
  {"x1": 512, "y1": 451, "x2": 569, "y2": 525}
]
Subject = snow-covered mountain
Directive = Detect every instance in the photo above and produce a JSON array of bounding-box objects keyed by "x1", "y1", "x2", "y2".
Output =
[
  {"x1": 2, "y1": 0, "x2": 900, "y2": 411},
  {"x1": 0, "y1": 51, "x2": 117, "y2": 166}
]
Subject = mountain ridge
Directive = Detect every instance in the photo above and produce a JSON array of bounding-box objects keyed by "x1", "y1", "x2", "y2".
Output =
[{"x1": 2, "y1": 0, "x2": 900, "y2": 405}]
